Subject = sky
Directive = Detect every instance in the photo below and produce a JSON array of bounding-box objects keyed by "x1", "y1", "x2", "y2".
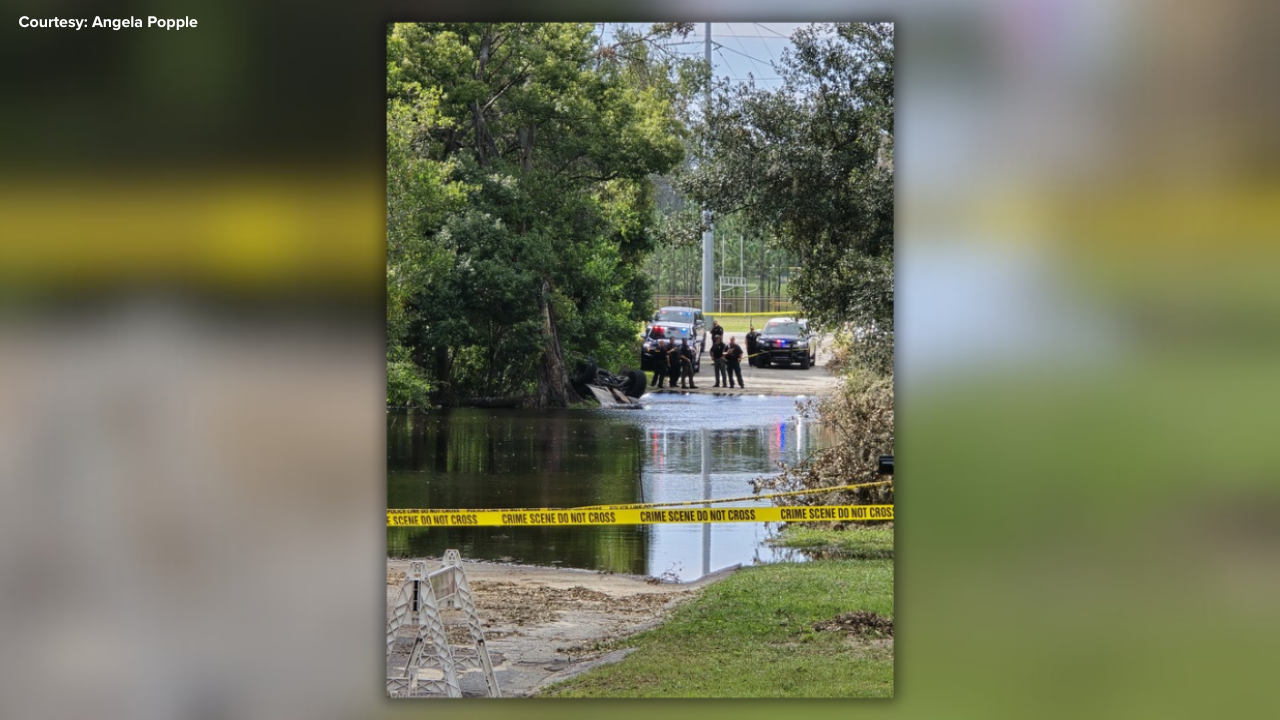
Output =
[{"x1": 598, "y1": 22, "x2": 826, "y2": 91}]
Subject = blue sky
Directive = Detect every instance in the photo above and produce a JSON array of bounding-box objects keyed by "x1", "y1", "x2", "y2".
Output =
[{"x1": 597, "y1": 23, "x2": 827, "y2": 91}]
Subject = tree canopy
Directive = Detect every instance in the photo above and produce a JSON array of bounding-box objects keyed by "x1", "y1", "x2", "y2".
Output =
[{"x1": 387, "y1": 23, "x2": 691, "y2": 406}]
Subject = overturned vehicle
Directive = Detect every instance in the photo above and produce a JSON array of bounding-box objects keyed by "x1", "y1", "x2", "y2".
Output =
[{"x1": 570, "y1": 359, "x2": 647, "y2": 403}]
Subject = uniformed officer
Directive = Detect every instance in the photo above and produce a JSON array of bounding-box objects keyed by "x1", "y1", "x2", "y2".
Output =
[
  {"x1": 678, "y1": 338, "x2": 698, "y2": 389},
  {"x1": 667, "y1": 340, "x2": 682, "y2": 388},
  {"x1": 725, "y1": 336, "x2": 745, "y2": 389},
  {"x1": 745, "y1": 326, "x2": 761, "y2": 367},
  {"x1": 651, "y1": 338, "x2": 669, "y2": 388},
  {"x1": 710, "y1": 335, "x2": 728, "y2": 387}
]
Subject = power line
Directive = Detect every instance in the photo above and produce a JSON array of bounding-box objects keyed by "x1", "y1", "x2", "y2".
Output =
[
  {"x1": 717, "y1": 24, "x2": 789, "y2": 41},
  {"x1": 714, "y1": 42, "x2": 773, "y2": 68},
  {"x1": 725, "y1": 26, "x2": 769, "y2": 80},
  {"x1": 713, "y1": 47, "x2": 737, "y2": 81},
  {"x1": 753, "y1": 23, "x2": 791, "y2": 40},
  {"x1": 600, "y1": 24, "x2": 789, "y2": 88},
  {"x1": 750, "y1": 24, "x2": 779, "y2": 66}
]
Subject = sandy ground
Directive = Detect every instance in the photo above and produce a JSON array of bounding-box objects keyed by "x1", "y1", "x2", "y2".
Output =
[
  {"x1": 650, "y1": 334, "x2": 841, "y2": 398},
  {"x1": 387, "y1": 558, "x2": 739, "y2": 697}
]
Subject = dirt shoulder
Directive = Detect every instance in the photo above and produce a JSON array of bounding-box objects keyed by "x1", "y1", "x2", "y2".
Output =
[{"x1": 387, "y1": 558, "x2": 738, "y2": 697}]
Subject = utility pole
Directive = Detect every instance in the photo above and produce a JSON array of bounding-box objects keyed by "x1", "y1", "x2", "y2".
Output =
[{"x1": 701, "y1": 22, "x2": 715, "y2": 317}]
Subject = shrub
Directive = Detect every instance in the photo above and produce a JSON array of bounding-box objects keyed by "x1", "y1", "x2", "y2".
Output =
[
  {"x1": 753, "y1": 369, "x2": 894, "y2": 513},
  {"x1": 387, "y1": 351, "x2": 433, "y2": 408}
]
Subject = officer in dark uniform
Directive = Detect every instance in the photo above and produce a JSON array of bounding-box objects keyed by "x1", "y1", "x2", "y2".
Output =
[
  {"x1": 711, "y1": 319, "x2": 724, "y2": 346},
  {"x1": 650, "y1": 338, "x2": 669, "y2": 387},
  {"x1": 725, "y1": 336, "x2": 745, "y2": 389},
  {"x1": 742, "y1": 326, "x2": 757, "y2": 366},
  {"x1": 667, "y1": 339, "x2": 682, "y2": 388},
  {"x1": 678, "y1": 338, "x2": 698, "y2": 389},
  {"x1": 710, "y1": 334, "x2": 728, "y2": 387}
]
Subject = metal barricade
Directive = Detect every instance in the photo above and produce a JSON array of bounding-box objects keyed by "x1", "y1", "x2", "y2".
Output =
[{"x1": 386, "y1": 550, "x2": 501, "y2": 698}]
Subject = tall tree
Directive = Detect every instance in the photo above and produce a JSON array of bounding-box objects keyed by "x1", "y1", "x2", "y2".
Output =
[
  {"x1": 386, "y1": 86, "x2": 468, "y2": 406},
  {"x1": 682, "y1": 23, "x2": 894, "y2": 373},
  {"x1": 388, "y1": 23, "x2": 687, "y2": 405}
]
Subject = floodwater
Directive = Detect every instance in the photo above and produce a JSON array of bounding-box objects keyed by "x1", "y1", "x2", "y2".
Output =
[{"x1": 387, "y1": 393, "x2": 823, "y2": 581}]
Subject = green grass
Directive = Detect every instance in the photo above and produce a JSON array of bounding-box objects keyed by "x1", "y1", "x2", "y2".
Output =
[
  {"x1": 636, "y1": 313, "x2": 790, "y2": 340},
  {"x1": 769, "y1": 525, "x2": 895, "y2": 560},
  {"x1": 711, "y1": 314, "x2": 782, "y2": 334},
  {"x1": 540, "y1": 559, "x2": 894, "y2": 698}
]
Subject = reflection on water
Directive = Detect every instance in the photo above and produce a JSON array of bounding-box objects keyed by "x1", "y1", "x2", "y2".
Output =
[{"x1": 387, "y1": 394, "x2": 824, "y2": 581}]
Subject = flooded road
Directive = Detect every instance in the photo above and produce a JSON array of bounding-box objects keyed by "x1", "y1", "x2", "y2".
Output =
[{"x1": 388, "y1": 393, "x2": 823, "y2": 581}]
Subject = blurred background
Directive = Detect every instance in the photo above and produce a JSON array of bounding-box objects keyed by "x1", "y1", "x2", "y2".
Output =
[{"x1": 4, "y1": 0, "x2": 1280, "y2": 718}]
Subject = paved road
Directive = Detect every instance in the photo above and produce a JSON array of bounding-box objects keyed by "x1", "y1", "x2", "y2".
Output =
[{"x1": 653, "y1": 334, "x2": 839, "y2": 397}]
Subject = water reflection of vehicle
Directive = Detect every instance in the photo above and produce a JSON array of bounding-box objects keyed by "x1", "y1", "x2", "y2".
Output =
[{"x1": 757, "y1": 317, "x2": 818, "y2": 369}]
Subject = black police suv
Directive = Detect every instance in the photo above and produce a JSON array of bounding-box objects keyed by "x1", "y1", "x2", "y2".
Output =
[{"x1": 756, "y1": 317, "x2": 818, "y2": 369}]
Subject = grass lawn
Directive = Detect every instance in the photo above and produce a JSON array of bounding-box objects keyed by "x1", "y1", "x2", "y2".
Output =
[
  {"x1": 539, "y1": 558, "x2": 894, "y2": 698},
  {"x1": 638, "y1": 315, "x2": 791, "y2": 336},
  {"x1": 711, "y1": 314, "x2": 781, "y2": 334},
  {"x1": 768, "y1": 525, "x2": 895, "y2": 560}
]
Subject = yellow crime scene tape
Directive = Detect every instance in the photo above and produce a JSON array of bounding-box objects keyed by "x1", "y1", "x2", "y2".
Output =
[
  {"x1": 389, "y1": 481, "x2": 893, "y2": 515},
  {"x1": 388, "y1": 505, "x2": 893, "y2": 527}
]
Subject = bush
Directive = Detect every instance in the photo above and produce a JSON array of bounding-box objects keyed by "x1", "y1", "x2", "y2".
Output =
[
  {"x1": 387, "y1": 354, "x2": 433, "y2": 408},
  {"x1": 826, "y1": 326, "x2": 894, "y2": 377},
  {"x1": 753, "y1": 369, "x2": 894, "y2": 513}
]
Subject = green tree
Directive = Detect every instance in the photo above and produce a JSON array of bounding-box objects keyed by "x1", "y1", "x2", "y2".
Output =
[
  {"x1": 682, "y1": 23, "x2": 894, "y2": 373},
  {"x1": 386, "y1": 86, "x2": 469, "y2": 407},
  {"x1": 387, "y1": 23, "x2": 688, "y2": 405}
]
